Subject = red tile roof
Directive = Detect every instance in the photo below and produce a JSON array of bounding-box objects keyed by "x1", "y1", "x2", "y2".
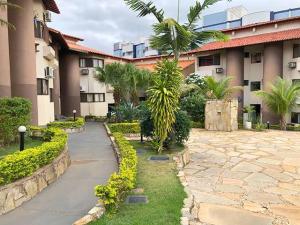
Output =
[
  {"x1": 136, "y1": 60, "x2": 195, "y2": 71},
  {"x1": 191, "y1": 28, "x2": 300, "y2": 53},
  {"x1": 43, "y1": 0, "x2": 60, "y2": 14}
]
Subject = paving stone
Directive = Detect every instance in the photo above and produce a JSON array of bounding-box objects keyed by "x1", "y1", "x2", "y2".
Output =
[
  {"x1": 264, "y1": 187, "x2": 297, "y2": 195},
  {"x1": 278, "y1": 183, "x2": 300, "y2": 192},
  {"x1": 197, "y1": 203, "x2": 274, "y2": 225},
  {"x1": 244, "y1": 173, "x2": 277, "y2": 185},
  {"x1": 232, "y1": 162, "x2": 263, "y2": 173},
  {"x1": 215, "y1": 184, "x2": 245, "y2": 193},
  {"x1": 264, "y1": 169, "x2": 293, "y2": 183},
  {"x1": 281, "y1": 195, "x2": 300, "y2": 206},
  {"x1": 257, "y1": 158, "x2": 281, "y2": 166},
  {"x1": 283, "y1": 158, "x2": 300, "y2": 167},
  {"x1": 222, "y1": 178, "x2": 244, "y2": 186},
  {"x1": 270, "y1": 205, "x2": 300, "y2": 225},
  {"x1": 193, "y1": 191, "x2": 238, "y2": 206},
  {"x1": 246, "y1": 192, "x2": 283, "y2": 204},
  {"x1": 242, "y1": 201, "x2": 266, "y2": 213}
]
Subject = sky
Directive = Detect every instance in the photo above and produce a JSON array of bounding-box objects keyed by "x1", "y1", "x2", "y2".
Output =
[{"x1": 51, "y1": 0, "x2": 300, "y2": 54}]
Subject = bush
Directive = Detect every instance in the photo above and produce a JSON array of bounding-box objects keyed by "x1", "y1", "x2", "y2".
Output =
[
  {"x1": 47, "y1": 117, "x2": 85, "y2": 129},
  {"x1": 180, "y1": 93, "x2": 205, "y2": 123},
  {"x1": 85, "y1": 115, "x2": 107, "y2": 122},
  {"x1": 0, "y1": 127, "x2": 67, "y2": 186},
  {"x1": 108, "y1": 123, "x2": 140, "y2": 134},
  {"x1": 192, "y1": 121, "x2": 204, "y2": 128},
  {"x1": 0, "y1": 98, "x2": 31, "y2": 145},
  {"x1": 95, "y1": 132, "x2": 137, "y2": 209},
  {"x1": 114, "y1": 102, "x2": 139, "y2": 123}
]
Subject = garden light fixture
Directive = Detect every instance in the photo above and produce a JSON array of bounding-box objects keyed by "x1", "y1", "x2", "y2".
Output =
[{"x1": 18, "y1": 126, "x2": 26, "y2": 151}]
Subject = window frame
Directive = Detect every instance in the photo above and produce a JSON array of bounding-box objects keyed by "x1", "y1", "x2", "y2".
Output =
[
  {"x1": 37, "y1": 78, "x2": 49, "y2": 95},
  {"x1": 250, "y1": 81, "x2": 261, "y2": 92},
  {"x1": 251, "y1": 53, "x2": 262, "y2": 64},
  {"x1": 79, "y1": 58, "x2": 104, "y2": 68},
  {"x1": 198, "y1": 54, "x2": 221, "y2": 67},
  {"x1": 80, "y1": 93, "x2": 105, "y2": 103},
  {"x1": 293, "y1": 44, "x2": 300, "y2": 58}
]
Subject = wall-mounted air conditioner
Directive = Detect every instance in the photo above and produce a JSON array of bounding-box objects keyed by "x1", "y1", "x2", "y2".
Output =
[
  {"x1": 44, "y1": 11, "x2": 52, "y2": 22},
  {"x1": 44, "y1": 67, "x2": 54, "y2": 79},
  {"x1": 289, "y1": 62, "x2": 297, "y2": 69},
  {"x1": 216, "y1": 68, "x2": 224, "y2": 74},
  {"x1": 81, "y1": 69, "x2": 89, "y2": 75}
]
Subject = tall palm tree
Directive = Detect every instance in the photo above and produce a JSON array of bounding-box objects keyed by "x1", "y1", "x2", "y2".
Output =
[
  {"x1": 124, "y1": 0, "x2": 229, "y2": 60},
  {"x1": 204, "y1": 76, "x2": 243, "y2": 100},
  {"x1": 256, "y1": 78, "x2": 300, "y2": 130},
  {"x1": 0, "y1": 1, "x2": 19, "y2": 29}
]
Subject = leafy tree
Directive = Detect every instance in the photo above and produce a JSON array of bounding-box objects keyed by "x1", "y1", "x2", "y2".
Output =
[
  {"x1": 0, "y1": 1, "x2": 19, "y2": 29},
  {"x1": 255, "y1": 77, "x2": 300, "y2": 130},
  {"x1": 204, "y1": 76, "x2": 243, "y2": 100},
  {"x1": 181, "y1": 93, "x2": 206, "y2": 123},
  {"x1": 124, "y1": 0, "x2": 229, "y2": 60},
  {"x1": 147, "y1": 60, "x2": 183, "y2": 152}
]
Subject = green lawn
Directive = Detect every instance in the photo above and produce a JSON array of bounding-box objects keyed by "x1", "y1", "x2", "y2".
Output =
[
  {"x1": 0, "y1": 137, "x2": 43, "y2": 158},
  {"x1": 91, "y1": 141, "x2": 186, "y2": 225}
]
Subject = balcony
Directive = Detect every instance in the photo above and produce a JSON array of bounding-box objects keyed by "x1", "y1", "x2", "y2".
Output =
[{"x1": 43, "y1": 46, "x2": 56, "y2": 61}]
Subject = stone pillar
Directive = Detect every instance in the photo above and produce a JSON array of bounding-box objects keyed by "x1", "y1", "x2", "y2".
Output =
[
  {"x1": 8, "y1": 0, "x2": 38, "y2": 124},
  {"x1": 262, "y1": 42, "x2": 283, "y2": 124},
  {"x1": 52, "y1": 44, "x2": 61, "y2": 119},
  {"x1": 59, "y1": 52, "x2": 81, "y2": 117},
  {"x1": 226, "y1": 47, "x2": 244, "y2": 118},
  {"x1": 0, "y1": 1, "x2": 11, "y2": 97}
]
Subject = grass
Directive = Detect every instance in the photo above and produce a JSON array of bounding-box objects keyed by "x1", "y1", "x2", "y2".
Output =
[
  {"x1": 91, "y1": 141, "x2": 186, "y2": 225},
  {"x1": 0, "y1": 137, "x2": 43, "y2": 158}
]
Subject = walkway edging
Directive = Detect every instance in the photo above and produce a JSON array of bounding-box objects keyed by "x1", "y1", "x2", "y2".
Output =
[
  {"x1": 174, "y1": 147, "x2": 198, "y2": 225},
  {"x1": 72, "y1": 123, "x2": 119, "y2": 225},
  {"x1": 0, "y1": 145, "x2": 70, "y2": 215},
  {"x1": 64, "y1": 126, "x2": 85, "y2": 134}
]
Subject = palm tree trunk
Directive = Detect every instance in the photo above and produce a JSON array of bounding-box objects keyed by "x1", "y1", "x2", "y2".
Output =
[
  {"x1": 113, "y1": 89, "x2": 121, "y2": 107},
  {"x1": 130, "y1": 91, "x2": 139, "y2": 107},
  {"x1": 280, "y1": 115, "x2": 287, "y2": 130}
]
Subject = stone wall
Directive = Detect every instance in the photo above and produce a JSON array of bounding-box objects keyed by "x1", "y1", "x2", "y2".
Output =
[
  {"x1": 64, "y1": 126, "x2": 85, "y2": 134},
  {"x1": 0, "y1": 146, "x2": 71, "y2": 215},
  {"x1": 205, "y1": 99, "x2": 238, "y2": 132}
]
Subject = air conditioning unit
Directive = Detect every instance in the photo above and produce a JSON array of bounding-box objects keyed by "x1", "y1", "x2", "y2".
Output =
[
  {"x1": 216, "y1": 68, "x2": 224, "y2": 74},
  {"x1": 44, "y1": 11, "x2": 52, "y2": 22},
  {"x1": 289, "y1": 62, "x2": 297, "y2": 69},
  {"x1": 44, "y1": 67, "x2": 54, "y2": 79},
  {"x1": 81, "y1": 69, "x2": 89, "y2": 75}
]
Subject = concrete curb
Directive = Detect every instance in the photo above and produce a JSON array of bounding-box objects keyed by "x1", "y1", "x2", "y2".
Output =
[{"x1": 64, "y1": 126, "x2": 85, "y2": 134}]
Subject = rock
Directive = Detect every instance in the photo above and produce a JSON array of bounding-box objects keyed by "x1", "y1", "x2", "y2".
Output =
[
  {"x1": 281, "y1": 195, "x2": 300, "y2": 206},
  {"x1": 4, "y1": 191, "x2": 15, "y2": 213},
  {"x1": 246, "y1": 192, "x2": 282, "y2": 204},
  {"x1": 244, "y1": 173, "x2": 277, "y2": 185},
  {"x1": 88, "y1": 206, "x2": 105, "y2": 219},
  {"x1": 193, "y1": 191, "x2": 238, "y2": 206},
  {"x1": 215, "y1": 184, "x2": 245, "y2": 193},
  {"x1": 73, "y1": 215, "x2": 94, "y2": 225},
  {"x1": 232, "y1": 162, "x2": 263, "y2": 173},
  {"x1": 270, "y1": 204, "x2": 300, "y2": 225},
  {"x1": 24, "y1": 180, "x2": 38, "y2": 198},
  {"x1": 44, "y1": 167, "x2": 56, "y2": 184},
  {"x1": 37, "y1": 176, "x2": 47, "y2": 192}
]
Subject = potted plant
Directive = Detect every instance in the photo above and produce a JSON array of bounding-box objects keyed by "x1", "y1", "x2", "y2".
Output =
[{"x1": 244, "y1": 106, "x2": 255, "y2": 130}]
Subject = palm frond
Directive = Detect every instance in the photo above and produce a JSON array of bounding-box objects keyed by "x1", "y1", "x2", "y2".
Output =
[{"x1": 123, "y1": 0, "x2": 164, "y2": 22}]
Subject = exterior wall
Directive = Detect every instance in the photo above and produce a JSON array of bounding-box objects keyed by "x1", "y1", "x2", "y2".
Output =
[
  {"x1": 60, "y1": 53, "x2": 81, "y2": 117},
  {"x1": 8, "y1": 0, "x2": 38, "y2": 125},
  {"x1": 0, "y1": 1, "x2": 11, "y2": 97},
  {"x1": 52, "y1": 44, "x2": 61, "y2": 119},
  {"x1": 243, "y1": 45, "x2": 263, "y2": 108},
  {"x1": 80, "y1": 103, "x2": 109, "y2": 117}
]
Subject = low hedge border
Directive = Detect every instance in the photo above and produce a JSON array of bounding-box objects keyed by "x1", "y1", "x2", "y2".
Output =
[
  {"x1": 108, "y1": 122, "x2": 140, "y2": 134},
  {"x1": 0, "y1": 127, "x2": 68, "y2": 186},
  {"x1": 47, "y1": 117, "x2": 85, "y2": 130}
]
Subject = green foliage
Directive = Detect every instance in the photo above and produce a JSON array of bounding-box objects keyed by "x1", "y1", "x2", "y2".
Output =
[
  {"x1": 124, "y1": 0, "x2": 229, "y2": 59},
  {"x1": 204, "y1": 76, "x2": 243, "y2": 100},
  {"x1": 85, "y1": 115, "x2": 107, "y2": 122},
  {"x1": 47, "y1": 117, "x2": 85, "y2": 129},
  {"x1": 95, "y1": 133, "x2": 137, "y2": 209},
  {"x1": 147, "y1": 60, "x2": 183, "y2": 152},
  {"x1": 256, "y1": 77, "x2": 300, "y2": 130},
  {"x1": 243, "y1": 105, "x2": 255, "y2": 122},
  {"x1": 0, "y1": 97, "x2": 31, "y2": 145},
  {"x1": 255, "y1": 122, "x2": 267, "y2": 132},
  {"x1": 0, "y1": 127, "x2": 67, "y2": 186},
  {"x1": 139, "y1": 102, "x2": 154, "y2": 138},
  {"x1": 108, "y1": 123, "x2": 141, "y2": 134},
  {"x1": 180, "y1": 93, "x2": 206, "y2": 123},
  {"x1": 114, "y1": 102, "x2": 139, "y2": 123},
  {"x1": 191, "y1": 121, "x2": 204, "y2": 128}
]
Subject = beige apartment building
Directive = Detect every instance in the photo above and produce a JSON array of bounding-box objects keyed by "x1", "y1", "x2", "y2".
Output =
[{"x1": 191, "y1": 17, "x2": 300, "y2": 124}]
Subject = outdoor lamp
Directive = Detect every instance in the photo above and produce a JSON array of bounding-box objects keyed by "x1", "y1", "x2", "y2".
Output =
[
  {"x1": 18, "y1": 126, "x2": 27, "y2": 151},
  {"x1": 73, "y1": 109, "x2": 77, "y2": 121},
  {"x1": 267, "y1": 121, "x2": 270, "y2": 129}
]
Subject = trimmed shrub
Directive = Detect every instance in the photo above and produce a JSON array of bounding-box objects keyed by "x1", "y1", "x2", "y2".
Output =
[
  {"x1": 47, "y1": 117, "x2": 85, "y2": 129},
  {"x1": 108, "y1": 123, "x2": 140, "y2": 134},
  {"x1": 180, "y1": 93, "x2": 205, "y2": 123},
  {"x1": 0, "y1": 97, "x2": 31, "y2": 145},
  {"x1": 95, "y1": 132, "x2": 137, "y2": 209},
  {"x1": 0, "y1": 127, "x2": 67, "y2": 186}
]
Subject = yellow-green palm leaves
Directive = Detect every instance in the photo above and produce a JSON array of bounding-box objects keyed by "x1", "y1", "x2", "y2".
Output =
[
  {"x1": 256, "y1": 77, "x2": 300, "y2": 130},
  {"x1": 147, "y1": 60, "x2": 183, "y2": 152}
]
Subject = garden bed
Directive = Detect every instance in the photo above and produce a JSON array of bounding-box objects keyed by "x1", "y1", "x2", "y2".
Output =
[
  {"x1": 90, "y1": 141, "x2": 186, "y2": 225},
  {"x1": 47, "y1": 117, "x2": 85, "y2": 133}
]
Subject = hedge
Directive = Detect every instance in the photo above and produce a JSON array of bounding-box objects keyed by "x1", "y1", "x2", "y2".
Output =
[
  {"x1": 95, "y1": 132, "x2": 137, "y2": 209},
  {"x1": 47, "y1": 117, "x2": 85, "y2": 129},
  {"x1": 0, "y1": 127, "x2": 67, "y2": 186},
  {"x1": 108, "y1": 123, "x2": 140, "y2": 134},
  {"x1": 270, "y1": 124, "x2": 300, "y2": 131},
  {"x1": 0, "y1": 97, "x2": 31, "y2": 145}
]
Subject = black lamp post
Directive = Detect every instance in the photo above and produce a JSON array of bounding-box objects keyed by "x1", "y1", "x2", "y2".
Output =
[
  {"x1": 73, "y1": 109, "x2": 77, "y2": 122},
  {"x1": 267, "y1": 121, "x2": 270, "y2": 129},
  {"x1": 18, "y1": 126, "x2": 26, "y2": 151}
]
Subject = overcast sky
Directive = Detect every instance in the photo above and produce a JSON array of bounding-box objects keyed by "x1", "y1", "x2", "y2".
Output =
[{"x1": 51, "y1": 0, "x2": 300, "y2": 54}]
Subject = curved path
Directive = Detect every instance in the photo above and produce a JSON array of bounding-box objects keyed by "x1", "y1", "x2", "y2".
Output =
[{"x1": 0, "y1": 122, "x2": 118, "y2": 225}]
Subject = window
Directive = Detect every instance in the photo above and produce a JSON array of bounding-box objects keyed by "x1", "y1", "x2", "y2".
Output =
[
  {"x1": 80, "y1": 93, "x2": 105, "y2": 102},
  {"x1": 293, "y1": 44, "x2": 300, "y2": 58},
  {"x1": 198, "y1": 54, "x2": 220, "y2": 67},
  {"x1": 37, "y1": 78, "x2": 49, "y2": 95},
  {"x1": 291, "y1": 112, "x2": 300, "y2": 124},
  {"x1": 79, "y1": 58, "x2": 104, "y2": 68},
  {"x1": 50, "y1": 88, "x2": 54, "y2": 102},
  {"x1": 250, "y1": 81, "x2": 261, "y2": 91},
  {"x1": 292, "y1": 79, "x2": 300, "y2": 85},
  {"x1": 34, "y1": 19, "x2": 44, "y2": 39},
  {"x1": 251, "y1": 53, "x2": 262, "y2": 63},
  {"x1": 244, "y1": 80, "x2": 249, "y2": 86}
]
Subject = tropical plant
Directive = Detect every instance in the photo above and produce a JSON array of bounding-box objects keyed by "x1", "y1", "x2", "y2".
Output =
[
  {"x1": 255, "y1": 77, "x2": 300, "y2": 130},
  {"x1": 147, "y1": 60, "x2": 183, "y2": 152},
  {"x1": 124, "y1": 0, "x2": 229, "y2": 60},
  {"x1": 204, "y1": 76, "x2": 243, "y2": 100},
  {"x1": 180, "y1": 93, "x2": 206, "y2": 123},
  {"x1": 0, "y1": 1, "x2": 19, "y2": 29},
  {"x1": 244, "y1": 105, "x2": 255, "y2": 122},
  {"x1": 114, "y1": 101, "x2": 139, "y2": 122}
]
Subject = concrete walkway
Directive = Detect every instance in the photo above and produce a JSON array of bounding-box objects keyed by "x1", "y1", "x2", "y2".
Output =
[{"x1": 0, "y1": 122, "x2": 118, "y2": 225}]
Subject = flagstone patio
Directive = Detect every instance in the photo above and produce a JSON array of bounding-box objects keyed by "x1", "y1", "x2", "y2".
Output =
[{"x1": 184, "y1": 129, "x2": 300, "y2": 225}]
